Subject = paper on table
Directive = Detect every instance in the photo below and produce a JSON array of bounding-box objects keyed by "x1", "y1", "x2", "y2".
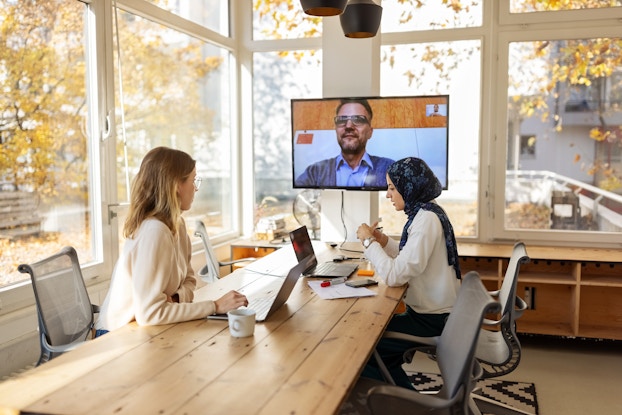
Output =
[{"x1": 308, "y1": 280, "x2": 378, "y2": 300}]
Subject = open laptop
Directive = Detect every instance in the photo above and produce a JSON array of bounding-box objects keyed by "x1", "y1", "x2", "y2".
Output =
[
  {"x1": 290, "y1": 225, "x2": 359, "y2": 278},
  {"x1": 209, "y1": 254, "x2": 314, "y2": 322}
]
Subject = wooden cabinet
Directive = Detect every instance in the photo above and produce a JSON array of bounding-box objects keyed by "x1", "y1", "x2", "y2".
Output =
[{"x1": 458, "y1": 243, "x2": 622, "y2": 341}]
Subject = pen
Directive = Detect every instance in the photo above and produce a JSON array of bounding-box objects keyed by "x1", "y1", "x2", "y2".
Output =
[{"x1": 321, "y1": 277, "x2": 347, "y2": 287}]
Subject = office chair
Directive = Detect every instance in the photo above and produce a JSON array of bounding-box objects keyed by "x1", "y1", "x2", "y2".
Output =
[
  {"x1": 18, "y1": 246, "x2": 100, "y2": 366},
  {"x1": 341, "y1": 271, "x2": 499, "y2": 415},
  {"x1": 471, "y1": 242, "x2": 532, "y2": 415},
  {"x1": 374, "y1": 242, "x2": 532, "y2": 415},
  {"x1": 194, "y1": 220, "x2": 256, "y2": 283}
]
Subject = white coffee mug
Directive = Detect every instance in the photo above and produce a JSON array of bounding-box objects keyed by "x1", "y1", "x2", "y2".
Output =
[{"x1": 227, "y1": 308, "x2": 256, "y2": 338}]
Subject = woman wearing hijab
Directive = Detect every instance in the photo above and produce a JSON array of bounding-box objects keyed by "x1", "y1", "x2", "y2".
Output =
[{"x1": 356, "y1": 156, "x2": 462, "y2": 389}]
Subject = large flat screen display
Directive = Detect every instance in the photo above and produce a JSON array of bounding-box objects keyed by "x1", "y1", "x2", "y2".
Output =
[{"x1": 291, "y1": 95, "x2": 449, "y2": 191}]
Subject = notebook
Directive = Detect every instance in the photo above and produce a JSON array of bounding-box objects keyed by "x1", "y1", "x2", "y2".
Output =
[
  {"x1": 290, "y1": 225, "x2": 359, "y2": 278},
  {"x1": 209, "y1": 254, "x2": 314, "y2": 322}
]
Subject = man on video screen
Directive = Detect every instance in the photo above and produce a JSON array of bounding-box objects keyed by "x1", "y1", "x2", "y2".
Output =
[{"x1": 295, "y1": 98, "x2": 395, "y2": 188}]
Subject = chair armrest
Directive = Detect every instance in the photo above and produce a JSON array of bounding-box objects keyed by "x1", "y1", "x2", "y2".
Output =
[
  {"x1": 488, "y1": 289, "x2": 501, "y2": 298},
  {"x1": 219, "y1": 257, "x2": 257, "y2": 267},
  {"x1": 42, "y1": 334, "x2": 88, "y2": 355},
  {"x1": 514, "y1": 295, "x2": 528, "y2": 319},
  {"x1": 482, "y1": 294, "x2": 528, "y2": 326}
]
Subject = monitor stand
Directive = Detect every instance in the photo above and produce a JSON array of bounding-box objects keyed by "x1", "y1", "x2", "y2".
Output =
[{"x1": 320, "y1": 190, "x2": 379, "y2": 243}]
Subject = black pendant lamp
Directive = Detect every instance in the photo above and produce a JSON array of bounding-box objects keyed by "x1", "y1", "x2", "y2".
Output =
[
  {"x1": 340, "y1": 0, "x2": 383, "y2": 38},
  {"x1": 300, "y1": 0, "x2": 348, "y2": 16}
]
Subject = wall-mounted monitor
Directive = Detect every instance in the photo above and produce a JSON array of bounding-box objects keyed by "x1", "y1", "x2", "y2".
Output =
[{"x1": 291, "y1": 95, "x2": 449, "y2": 191}]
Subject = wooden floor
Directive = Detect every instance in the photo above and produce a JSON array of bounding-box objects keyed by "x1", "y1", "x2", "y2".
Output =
[{"x1": 408, "y1": 334, "x2": 622, "y2": 415}]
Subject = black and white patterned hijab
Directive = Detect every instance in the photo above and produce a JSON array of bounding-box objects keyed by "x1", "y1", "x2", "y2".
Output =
[{"x1": 387, "y1": 157, "x2": 461, "y2": 279}]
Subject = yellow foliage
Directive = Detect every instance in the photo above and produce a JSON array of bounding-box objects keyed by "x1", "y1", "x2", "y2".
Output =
[
  {"x1": 589, "y1": 128, "x2": 609, "y2": 142},
  {"x1": 599, "y1": 176, "x2": 621, "y2": 191}
]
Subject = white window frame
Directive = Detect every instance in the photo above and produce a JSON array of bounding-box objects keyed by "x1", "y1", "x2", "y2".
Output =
[{"x1": 493, "y1": 15, "x2": 622, "y2": 247}]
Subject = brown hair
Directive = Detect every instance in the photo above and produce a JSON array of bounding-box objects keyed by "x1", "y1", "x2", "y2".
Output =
[
  {"x1": 335, "y1": 98, "x2": 374, "y2": 121},
  {"x1": 123, "y1": 147, "x2": 196, "y2": 238}
]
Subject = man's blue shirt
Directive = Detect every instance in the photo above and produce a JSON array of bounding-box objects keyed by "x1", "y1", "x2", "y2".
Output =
[{"x1": 296, "y1": 153, "x2": 395, "y2": 188}]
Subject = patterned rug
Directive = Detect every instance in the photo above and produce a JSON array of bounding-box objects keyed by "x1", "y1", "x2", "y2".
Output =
[{"x1": 408, "y1": 371, "x2": 539, "y2": 415}]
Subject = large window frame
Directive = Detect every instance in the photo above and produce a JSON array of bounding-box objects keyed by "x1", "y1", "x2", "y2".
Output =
[
  {"x1": 245, "y1": 1, "x2": 622, "y2": 248},
  {"x1": 494, "y1": 11, "x2": 622, "y2": 247},
  {"x1": 0, "y1": 0, "x2": 245, "y2": 368}
]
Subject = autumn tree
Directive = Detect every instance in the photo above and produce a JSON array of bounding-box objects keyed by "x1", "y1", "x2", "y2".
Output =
[
  {"x1": 0, "y1": 1, "x2": 223, "y2": 207},
  {"x1": 509, "y1": 0, "x2": 622, "y2": 192},
  {"x1": 0, "y1": 1, "x2": 87, "y2": 203},
  {"x1": 111, "y1": 10, "x2": 223, "y2": 200}
]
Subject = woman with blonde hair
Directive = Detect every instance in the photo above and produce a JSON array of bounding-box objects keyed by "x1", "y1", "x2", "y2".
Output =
[{"x1": 95, "y1": 147, "x2": 247, "y2": 334}]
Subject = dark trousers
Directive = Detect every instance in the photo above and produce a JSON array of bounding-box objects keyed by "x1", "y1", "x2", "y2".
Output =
[{"x1": 361, "y1": 306, "x2": 448, "y2": 389}]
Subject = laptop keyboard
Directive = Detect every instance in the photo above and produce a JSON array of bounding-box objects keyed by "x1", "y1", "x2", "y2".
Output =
[
  {"x1": 248, "y1": 296, "x2": 274, "y2": 318},
  {"x1": 310, "y1": 262, "x2": 356, "y2": 276},
  {"x1": 312, "y1": 262, "x2": 340, "y2": 274}
]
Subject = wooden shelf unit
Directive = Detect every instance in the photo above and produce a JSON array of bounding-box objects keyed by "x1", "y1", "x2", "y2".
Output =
[
  {"x1": 230, "y1": 239, "x2": 283, "y2": 270},
  {"x1": 458, "y1": 243, "x2": 622, "y2": 340}
]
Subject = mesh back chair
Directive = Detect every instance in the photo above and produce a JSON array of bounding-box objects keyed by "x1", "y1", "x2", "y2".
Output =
[
  {"x1": 18, "y1": 246, "x2": 99, "y2": 365},
  {"x1": 341, "y1": 271, "x2": 499, "y2": 415},
  {"x1": 194, "y1": 220, "x2": 255, "y2": 283},
  {"x1": 471, "y1": 242, "x2": 532, "y2": 415}
]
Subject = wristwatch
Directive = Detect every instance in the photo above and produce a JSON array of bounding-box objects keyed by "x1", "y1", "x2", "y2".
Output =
[{"x1": 363, "y1": 237, "x2": 377, "y2": 248}]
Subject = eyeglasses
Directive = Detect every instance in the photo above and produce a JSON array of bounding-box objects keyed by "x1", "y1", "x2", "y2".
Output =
[
  {"x1": 334, "y1": 115, "x2": 369, "y2": 127},
  {"x1": 193, "y1": 177, "x2": 203, "y2": 191}
]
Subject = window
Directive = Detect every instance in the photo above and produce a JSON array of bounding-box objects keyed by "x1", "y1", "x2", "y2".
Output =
[
  {"x1": 380, "y1": 40, "x2": 481, "y2": 238},
  {"x1": 0, "y1": 0, "x2": 97, "y2": 289},
  {"x1": 509, "y1": 0, "x2": 622, "y2": 14},
  {"x1": 520, "y1": 135, "x2": 536, "y2": 159},
  {"x1": 253, "y1": 0, "x2": 322, "y2": 40},
  {"x1": 112, "y1": 5, "x2": 235, "y2": 246},
  {"x1": 252, "y1": 50, "x2": 322, "y2": 236},
  {"x1": 146, "y1": 0, "x2": 230, "y2": 36},
  {"x1": 381, "y1": 0, "x2": 483, "y2": 33},
  {"x1": 503, "y1": 37, "x2": 622, "y2": 236}
]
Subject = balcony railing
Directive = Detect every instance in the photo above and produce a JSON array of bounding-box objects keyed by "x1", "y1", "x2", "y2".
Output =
[{"x1": 506, "y1": 170, "x2": 622, "y2": 232}]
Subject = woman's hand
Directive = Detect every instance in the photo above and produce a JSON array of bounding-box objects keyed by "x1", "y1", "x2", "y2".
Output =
[
  {"x1": 357, "y1": 220, "x2": 388, "y2": 247},
  {"x1": 356, "y1": 223, "x2": 374, "y2": 242},
  {"x1": 214, "y1": 290, "x2": 249, "y2": 314}
]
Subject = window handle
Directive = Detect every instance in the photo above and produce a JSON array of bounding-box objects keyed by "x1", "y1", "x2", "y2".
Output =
[{"x1": 102, "y1": 111, "x2": 111, "y2": 141}]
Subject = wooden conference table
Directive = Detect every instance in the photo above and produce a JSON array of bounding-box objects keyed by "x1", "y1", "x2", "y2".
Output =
[{"x1": 0, "y1": 241, "x2": 406, "y2": 415}]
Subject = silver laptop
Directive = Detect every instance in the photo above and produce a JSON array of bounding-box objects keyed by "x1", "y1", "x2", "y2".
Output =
[
  {"x1": 209, "y1": 254, "x2": 314, "y2": 322},
  {"x1": 290, "y1": 226, "x2": 358, "y2": 278}
]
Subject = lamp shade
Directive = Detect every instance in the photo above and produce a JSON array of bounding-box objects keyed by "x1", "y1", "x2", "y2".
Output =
[
  {"x1": 339, "y1": 0, "x2": 383, "y2": 38},
  {"x1": 300, "y1": 0, "x2": 348, "y2": 16}
]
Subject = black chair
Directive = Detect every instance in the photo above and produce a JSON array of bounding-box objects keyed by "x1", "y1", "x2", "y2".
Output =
[
  {"x1": 18, "y1": 246, "x2": 99, "y2": 365},
  {"x1": 341, "y1": 271, "x2": 499, "y2": 415},
  {"x1": 194, "y1": 220, "x2": 256, "y2": 282}
]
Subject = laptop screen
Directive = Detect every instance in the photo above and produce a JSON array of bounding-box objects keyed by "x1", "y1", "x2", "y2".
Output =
[{"x1": 290, "y1": 226, "x2": 316, "y2": 262}]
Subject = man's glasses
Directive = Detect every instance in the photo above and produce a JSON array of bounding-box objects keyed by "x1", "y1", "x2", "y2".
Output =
[
  {"x1": 193, "y1": 177, "x2": 203, "y2": 191},
  {"x1": 334, "y1": 115, "x2": 369, "y2": 127}
]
